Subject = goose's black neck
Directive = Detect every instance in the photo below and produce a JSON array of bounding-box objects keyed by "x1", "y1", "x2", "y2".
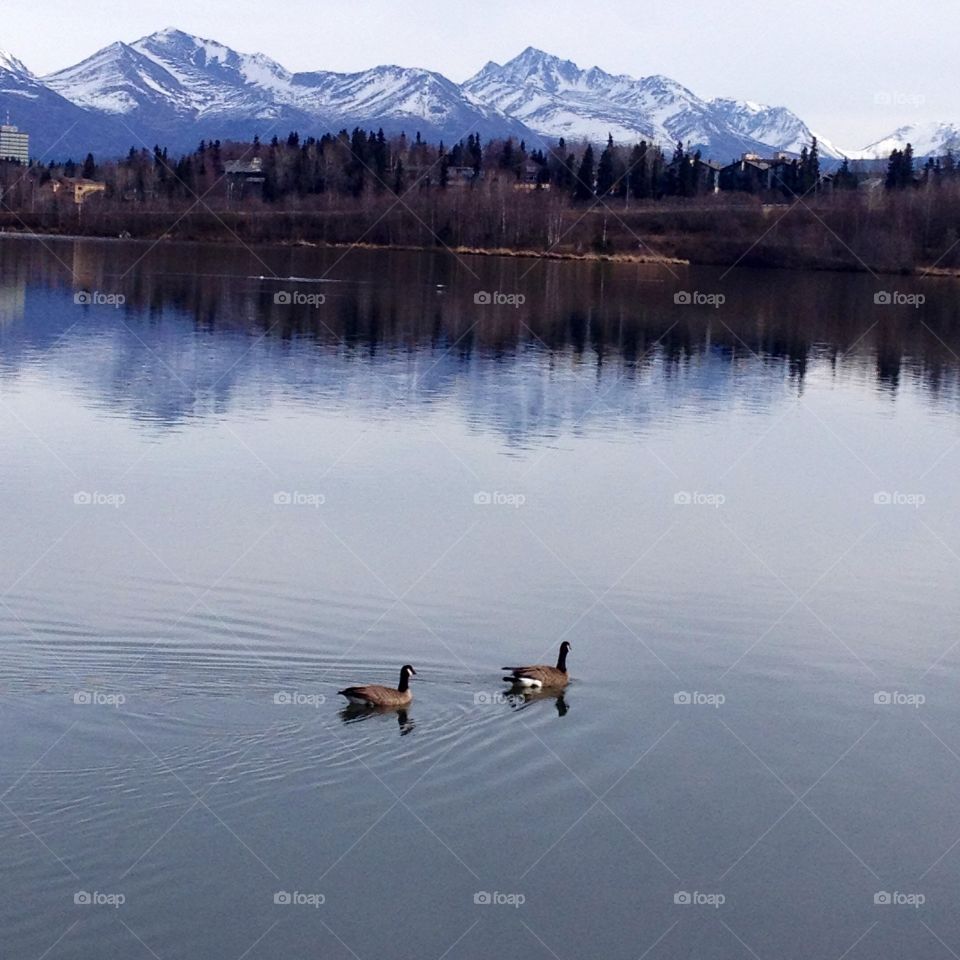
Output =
[
  {"x1": 556, "y1": 647, "x2": 568, "y2": 671},
  {"x1": 398, "y1": 670, "x2": 410, "y2": 693}
]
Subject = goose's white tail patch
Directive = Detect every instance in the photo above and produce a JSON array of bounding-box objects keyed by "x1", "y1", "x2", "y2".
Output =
[
  {"x1": 343, "y1": 694, "x2": 372, "y2": 706},
  {"x1": 510, "y1": 677, "x2": 543, "y2": 689}
]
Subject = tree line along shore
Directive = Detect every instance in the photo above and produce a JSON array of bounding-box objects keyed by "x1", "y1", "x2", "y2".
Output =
[{"x1": 0, "y1": 130, "x2": 956, "y2": 274}]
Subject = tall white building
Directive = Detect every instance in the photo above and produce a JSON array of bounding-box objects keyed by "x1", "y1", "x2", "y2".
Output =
[{"x1": 0, "y1": 124, "x2": 29, "y2": 164}]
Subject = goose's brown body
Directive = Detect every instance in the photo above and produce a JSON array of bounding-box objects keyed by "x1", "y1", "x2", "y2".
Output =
[
  {"x1": 502, "y1": 642, "x2": 571, "y2": 688},
  {"x1": 339, "y1": 665, "x2": 416, "y2": 707}
]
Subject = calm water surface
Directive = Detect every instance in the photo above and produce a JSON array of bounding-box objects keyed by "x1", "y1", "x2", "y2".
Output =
[{"x1": 1, "y1": 236, "x2": 959, "y2": 959}]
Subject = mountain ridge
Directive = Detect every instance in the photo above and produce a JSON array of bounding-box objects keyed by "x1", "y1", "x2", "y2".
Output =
[{"x1": 0, "y1": 30, "x2": 945, "y2": 161}]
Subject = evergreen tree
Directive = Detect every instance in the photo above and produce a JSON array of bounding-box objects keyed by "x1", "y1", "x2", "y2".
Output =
[
  {"x1": 628, "y1": 142, "x2": 649, "y2": 199},
  {"x1": 903, "y1": 143, "x2": 914, "y2": 184},
  {"x1": 346, "y1": 128, "x2": 368, "y2": 196},
  {"x1": 885, "y1": 145, "x2": 915, "y2": 189},
  {"x1": 596, "y1": 135, "x2": 616, "y2": 196},
  {"x1": 574, "y1": 145, "x2": 595, "y2": 201},
  {"x1": 834, "y1": 157, "x2": 857, "y2": 190},
  {"x1": 467, "y1": 133, "x2": 482, "y2": 175},
  {"x1": 802, "y1": 137, "x2": 820, "y2": 192},
  {"x1": 372, "y1": 129, "x2": 389, "y2": 187},
  {"x1": 885, "y1": 149, "x2": 903, "y2": 189}
]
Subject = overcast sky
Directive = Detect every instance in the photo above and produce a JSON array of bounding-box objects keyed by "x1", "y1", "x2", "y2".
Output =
[{"x1": 4, "y1": 0, "x2": 954, "y2": 147}]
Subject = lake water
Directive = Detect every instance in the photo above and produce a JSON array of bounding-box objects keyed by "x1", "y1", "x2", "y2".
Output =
[{"x1": 1, "y1": 235, "x2": 959, "y2": 959}]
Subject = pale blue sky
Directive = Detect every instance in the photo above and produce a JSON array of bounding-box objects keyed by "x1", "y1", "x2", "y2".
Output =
[{"x1": 3, "y1": 0, "x2": 953, "y2": 148}]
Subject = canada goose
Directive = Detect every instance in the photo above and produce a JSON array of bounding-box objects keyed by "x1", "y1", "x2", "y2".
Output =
[
  {"x1": 339, "y1": 665, "x2": 416, "y2": 707},
  {"x1": 502, "y1": 642, "x2": 571, "y2": 689}
]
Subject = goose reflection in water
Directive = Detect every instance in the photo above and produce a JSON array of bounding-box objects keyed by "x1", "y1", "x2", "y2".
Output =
[
  {"x1": 506, "y1": 688, "x2": 569, "y2": 717},
  {"x1": 339, "y1": 704, "x2": 415, "y2": 735}
]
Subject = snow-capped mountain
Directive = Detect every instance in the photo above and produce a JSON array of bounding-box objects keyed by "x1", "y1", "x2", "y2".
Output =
[
  {"x1": 0, "y1": 47, "x2": 132, "y2": 158},
  {"x1": 708, "y1": 99, "x2": 842, "y2": 157},
  {"x1": 43, "y1": 28, "x2": 530, "y2": 150},
  {"x1": 462, "y1": 47, "x2": 844, "y2": 160},
  {"x1": 850, "y1": 121, "x2": 960, "y2": 160},
  {"x1": 288, "y1": 65, "x2": 532, "y2": 142},
  {"x1": 43, "y1": 30, "x2": 321, "y2": 148},
  {"x1": 0, "y1": 30, "x2": 938, "y2": 163}
]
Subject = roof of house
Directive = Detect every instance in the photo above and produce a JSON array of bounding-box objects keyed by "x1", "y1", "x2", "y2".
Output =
[{"x1": 224, "y1": 158, "x2": 263, "y2": 174}]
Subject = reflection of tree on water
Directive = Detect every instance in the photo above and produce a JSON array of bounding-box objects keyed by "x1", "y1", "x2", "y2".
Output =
[
  {"x1": 2, "y1": 236, "x2": 960, "y2": 425},
  {"x1": 0, "y1": 276, "x2": 25, "y2": 326}
]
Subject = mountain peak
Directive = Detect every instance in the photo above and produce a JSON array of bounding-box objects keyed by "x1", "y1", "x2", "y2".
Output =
[
  {"x1": 0, "y1": 49, "x2": 32, "y2": 77},
  {"x1": 135, "y1": 26, "x2": 196, "y2": 47},
  {"x1": 147, "y1": 26, "x2": 193, "y2": 41},
  {"x1": 496, "y1": 47, "x2": 586, "y2": 93},
  {"x1": 514, "y1": 46, "x2": 559, "y2": 62}
]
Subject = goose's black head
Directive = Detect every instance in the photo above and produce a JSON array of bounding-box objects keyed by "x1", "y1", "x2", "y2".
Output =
[
  {"x1": 557, "y1": 641, "x2": 572, "y2": 670},
  {"x1": 398, "y1": 664, "x2": 417, "y2": 691}
]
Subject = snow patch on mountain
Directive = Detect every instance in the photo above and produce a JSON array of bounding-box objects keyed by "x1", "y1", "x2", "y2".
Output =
[{"x1": 0, "y1": 50, "x2": 32, "y2": 78}]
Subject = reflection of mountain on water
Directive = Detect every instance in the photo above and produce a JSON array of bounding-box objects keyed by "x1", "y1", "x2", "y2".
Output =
[
  {"x1": 1, "y1": 236, "x2": 959, "y2": 432},
  {"x1": 1, "y1": 306, "x2": 793, "y2": 437}
]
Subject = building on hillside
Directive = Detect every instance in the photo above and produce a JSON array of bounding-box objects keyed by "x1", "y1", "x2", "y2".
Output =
[
  {"x1": 0, "y1": 124, "x2": 29, "y2": 164},
  {"x1": 513, "y1": 162, "x2": 550, "y2": 190},
  {"x1": 698, "y1": 159, "x2": 723, "y2": 193},
  {"x1": 224, "y1": 158, "x2": 265, "y2": 199},
  {"x1": 47, "y1": 177, "x2": 106, "y2": 204},
  {"x1": 718, "y1": 153, "x2": 795, "y2": 193},
  {"x1": 687, "y1": 158, "x2": 723, "y2": 193},
  {"x1": 402, "y1": 164, "x2": 435, "y2": 187},
  {"x1": 446, "y1": 165, "x2": 482, "y2": 185}
]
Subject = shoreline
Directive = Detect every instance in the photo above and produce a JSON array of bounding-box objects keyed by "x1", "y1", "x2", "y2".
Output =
[
  {"x1": 0, "y1": 228, "x2": 688, "y2": 266},
  {"x1": 0, "y1": 226, "x2": 955, "y2": 278}
]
